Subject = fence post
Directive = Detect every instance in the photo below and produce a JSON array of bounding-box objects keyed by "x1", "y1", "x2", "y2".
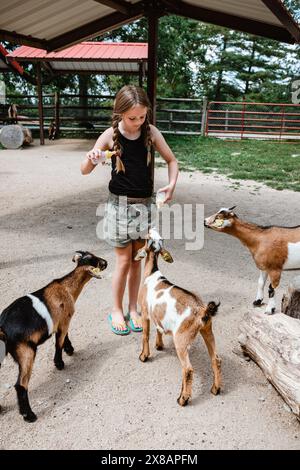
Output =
[
  {"x1": 279, "y1": 105, "x2": 285, "y2": 142},
  {"x1": 201, "y1": 96, "x2": 208, "y2": 136},
  {"x1": 36, "y1": 62, "x2": 44, "y2": 145},
  {"x1": 241, "y1": 99, "x2": 246, "y2": 139},
  {"x1": 168, "y1": 111, "x2": 173, "y2": 131},
  {"x1": 225, "y1": 108, "x2": 229, "y2": 131},
  {"x1": 54, "y1": 91, "x2": 60, "y2": 138}
]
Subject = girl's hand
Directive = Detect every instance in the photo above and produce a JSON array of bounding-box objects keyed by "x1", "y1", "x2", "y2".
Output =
[
  {"x1": 86, "y1": 149, "x2": 105, "y2": 165},
  {"x1": 157, "y1": 184, "x2": 174, "y2": 203}
]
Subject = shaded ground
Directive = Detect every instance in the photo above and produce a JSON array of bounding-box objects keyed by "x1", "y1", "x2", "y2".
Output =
[{"x1": 0, "y1": 139, "x2": 299, "y2": 450}]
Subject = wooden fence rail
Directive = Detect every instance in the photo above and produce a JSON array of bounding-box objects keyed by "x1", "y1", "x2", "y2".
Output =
[{"x1": 0, "y1": 93, "x2": 207, "y2": 141}]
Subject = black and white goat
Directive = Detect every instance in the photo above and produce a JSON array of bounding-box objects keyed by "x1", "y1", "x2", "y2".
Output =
[{"x1": 0, "y1": 251, "x2": 107, "y2": 422}]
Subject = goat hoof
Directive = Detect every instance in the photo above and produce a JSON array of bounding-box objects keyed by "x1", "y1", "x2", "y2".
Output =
[
  {"x1": 139, "y1": 353, "x2": 149, "y2": 363},
  {"x1": 23, "y1": 411, "x2": 37, "y2": 423},
  {"x1": 265, "y1": 309, "x2": 275, "y2": 315},
  {"x1": 55, "y1": 360, "x2": 65, "y2": 370},
  {"x1": 177, "y1": 396, "x2": 189, "y2": 407},
  {"x1": 253, "y1": 299, "x2": 262, "y2": 307},
  {"x1": 155, "y1": 345, "x2": 164, "y2": 351},
  {"x1": 211, "y1": 385, "x2": 221, "y2": 395},
  {"x1": 64, "y1": 345, "x2": 74, "y2": 356}
]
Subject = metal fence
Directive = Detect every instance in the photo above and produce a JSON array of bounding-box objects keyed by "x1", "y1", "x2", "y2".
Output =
[{"x1": 206, "y1": 101, "x2": 300, "y2": 140}]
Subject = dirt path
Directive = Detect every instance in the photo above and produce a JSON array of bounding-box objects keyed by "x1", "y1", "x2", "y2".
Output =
[{"x1": 0, "y1": 139, "x2": 299, "y2": 450}]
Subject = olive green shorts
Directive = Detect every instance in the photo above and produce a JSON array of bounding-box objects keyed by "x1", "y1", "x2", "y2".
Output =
[{"x1": 103, "y1": 192, "x2": 155, "y2": 248}]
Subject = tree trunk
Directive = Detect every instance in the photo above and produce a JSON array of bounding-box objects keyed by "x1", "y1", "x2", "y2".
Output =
[
  {"x1": 244, "y1": 39, "x2": 256, "y2": 95},
  {"x1": 281, "y1": 275, "x2": 300, "y2": 320},
  {"x1": 214, "y1": 33, "x2": 228, "y2": 101},
  {"x1": 238, "y1": 310, "x2": 300, "y2": 419}
]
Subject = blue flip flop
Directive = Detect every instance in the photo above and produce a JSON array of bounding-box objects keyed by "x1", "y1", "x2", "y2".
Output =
[
  {"x1": 107, "y1": 314, "x2": 131, "y2": 336},
  {"x1": 126, "y1": 313, "x2": 143, "y2": 333}
]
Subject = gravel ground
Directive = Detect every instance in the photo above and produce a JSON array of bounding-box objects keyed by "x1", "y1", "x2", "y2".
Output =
[{"x1": 0, "y1": 139, "x2": 299, "y2": 450}]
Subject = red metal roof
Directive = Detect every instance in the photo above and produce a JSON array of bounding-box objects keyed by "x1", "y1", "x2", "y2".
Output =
[
  {"x1": 0, "y1": 44, "x2": 24, "y2": 74},
  {"x1": 9, "y1": 42, "x2": 148, "y2": 61}
]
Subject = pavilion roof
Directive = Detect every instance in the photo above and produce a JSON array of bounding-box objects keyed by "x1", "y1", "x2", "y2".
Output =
[{"x1": 0, "y1": 0, "x2": 299, "y2": 52}]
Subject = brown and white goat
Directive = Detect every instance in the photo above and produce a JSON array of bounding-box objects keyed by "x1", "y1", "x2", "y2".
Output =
[
  {"x1": 0, "y1": 251, "x2": 107, "y2": 422},
  {"x1": 135, "y1": 228, "x2": 221, "y2": 406},
  {"x1": 205, "y1": 207, "x2": 300, "y2": 314}
]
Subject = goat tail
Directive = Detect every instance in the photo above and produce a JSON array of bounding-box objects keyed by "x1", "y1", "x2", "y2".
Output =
[
  {"x1": 0, "y1": 328, "x2": 7, "y2": 367},
  {"x1": 203, "y1": 301, "x2": 220, "y2": 322}
]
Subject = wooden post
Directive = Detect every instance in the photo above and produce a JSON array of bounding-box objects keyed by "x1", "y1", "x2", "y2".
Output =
[
  {"x1": 36, "y1": 62, "x2": 44, "y2": 145},
  {"x1": 147, "y1": 8, "x2": 158, "y2": 124},
  {"x1": 54, "y1": 91, "x2": 60, "y2": 138},
  {"x1": 201, "y1": 96, "x2": 208, "y2": 136},
  {"x1": 139, "y1": 62, "x2": 143, "y2": 87},
  {"x1": 225, "y1": 108, "x2": 229, "y2": 131},
  {"x1": 147, "y1": 5, "x2": 159, "y2": 186},
  {"x1": 79, "y1": 74, "x2": 89, "y2": 125}
]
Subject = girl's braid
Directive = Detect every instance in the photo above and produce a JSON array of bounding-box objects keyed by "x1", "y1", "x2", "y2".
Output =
[
  {"x1": 112, "y1": 113, "x2": 125, "y2": 173},
  {"x1": 144, "y1": 114, "x2": 152, "y2": 167}
]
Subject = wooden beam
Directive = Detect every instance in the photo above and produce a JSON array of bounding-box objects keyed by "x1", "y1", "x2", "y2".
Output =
[
  {"x1": 93, "y1": 0, "x2": 131, "y2": 15},
  {"x1": 146, "y1": 2, "x2": 159, "y2": 187},
  {"x1": 139, "y1": 60, "x2": 146, "y2": 87},
  {"x1": 261, "y1": 0, "x2": 300, "y2": 43},
  {"x1": 36, "y1": 63, "x2": 45, "y2": 145},
  {"x1": 161, "y1": 0, "x2": 296, "y2": 43},
  {"x1": 48, "y1": 3, "x2": 145, "y2": 52},
  {"x1": 41, "y1": 61, "x2": 55, "y2": 77},
  {"x1": 0, "y1": 29, "x2": 47, "y2": 49}
]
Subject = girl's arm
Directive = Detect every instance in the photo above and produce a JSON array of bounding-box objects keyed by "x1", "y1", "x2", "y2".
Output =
[
  {"x1": 151, "y1": 125, "x2": 179, "y2": 202},
  {"x1": 81, "y1": 127, "x2": 113, "y2": 175}
]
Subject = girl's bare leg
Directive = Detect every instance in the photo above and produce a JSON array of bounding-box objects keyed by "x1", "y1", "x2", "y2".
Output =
[
  {"x1": 127, "y1": 240, "x2": 144, "y2": 328},
  {"x1": 111, "y1": 244, "x2": 132, "y2": 331}
]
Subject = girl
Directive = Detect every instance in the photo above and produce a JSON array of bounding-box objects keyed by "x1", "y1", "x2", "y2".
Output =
[{"x1": 81, "y1": 85, "x2": 178, "y2": 335}]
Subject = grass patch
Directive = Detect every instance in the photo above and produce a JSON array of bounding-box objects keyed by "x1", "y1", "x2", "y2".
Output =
[{"x1": 164, "y1": 135, "x2": 300, "y2": 192}]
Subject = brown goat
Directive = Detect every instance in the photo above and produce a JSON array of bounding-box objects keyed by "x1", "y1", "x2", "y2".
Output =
[
  {"x1": 205, "y1": 207, "x2": 300, "y2": 314},
  {"x1": 0, "y1": 251, "x2": 107, "y2": 422},
  {"x1": 135, "y1": 228, "x2": 221, "y2": 406}
]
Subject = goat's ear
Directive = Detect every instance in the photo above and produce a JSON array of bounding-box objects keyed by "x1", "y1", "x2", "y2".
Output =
[
  {"x1": 147, "y1": 239, "x2": 154, "y2": 249},
  {"x1": 72, "y1": 252, "x2": 83, "y2": 263},
  {"x1": 160, "y1": 249, "x2": 173, "y2": 263},
  {"x1": 228, "y1": 205, "x2": 236, "y2": 212}
]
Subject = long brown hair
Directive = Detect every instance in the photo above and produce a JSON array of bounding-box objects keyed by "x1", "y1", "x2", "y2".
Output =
[{"x1": 112, "y1": 85, "x2": 152, "y2": 173}]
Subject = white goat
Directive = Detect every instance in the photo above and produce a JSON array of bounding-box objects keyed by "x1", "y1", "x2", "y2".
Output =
[
  {"x1": 135, "y1": 228, "x2": 222, "y2": 406},
  {"x1": 205, "y1": 207, "x2": 300, "y2": 314}
]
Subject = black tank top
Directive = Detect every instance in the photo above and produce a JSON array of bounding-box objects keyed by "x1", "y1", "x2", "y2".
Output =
[{"x1": 108, "y1": 132, "x2": 153, "y2": 198}]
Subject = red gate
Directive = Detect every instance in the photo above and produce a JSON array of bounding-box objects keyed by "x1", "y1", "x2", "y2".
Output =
[{"x1": 206, "y1": 101, "x2": 300, "y2": 140}]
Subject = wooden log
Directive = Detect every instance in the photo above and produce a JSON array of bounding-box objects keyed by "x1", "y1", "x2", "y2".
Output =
[
  {"x1": 22, "y1": 127, "x2": 33, "y2": 146},
  {"x1": 238, "y1": 310, "x2": 300, "y2": 418},
  {"x1": 0, "y1": 124, "x2": 24, "y2": 148},
  {"x1": 0, "y1": 124, "x2": 33, "y2": 148},
  {"x1": 281, "y1": 275, "x2": 300, "y2": 320}
]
